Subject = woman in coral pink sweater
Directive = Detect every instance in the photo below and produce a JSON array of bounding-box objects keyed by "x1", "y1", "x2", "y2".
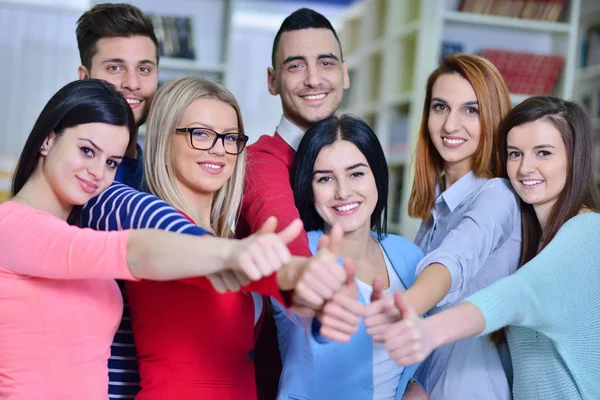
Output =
[{"x1": 0, "y1": 79, "x2": 303, "y2": 400}]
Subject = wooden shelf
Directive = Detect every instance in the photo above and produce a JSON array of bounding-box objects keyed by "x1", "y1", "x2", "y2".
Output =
[{"x1": 444, "y1": 11, "x2": 572, "y2": 33}]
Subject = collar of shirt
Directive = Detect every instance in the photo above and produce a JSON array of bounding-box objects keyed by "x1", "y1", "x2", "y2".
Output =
[
  {"x1": 276, "y1": 115, "x2": 304, "y2": 151},
  {"x1": 436, "y1": 171, "x2": 488, "y2": 212}
]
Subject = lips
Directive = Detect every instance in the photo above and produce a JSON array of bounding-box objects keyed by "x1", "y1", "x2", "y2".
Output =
[
  {"x1": 125, "y1": 97, "x2": 143, "y2": 110},
  {"x1": 441, "y1": 136, "x2": 467, "y2": 148},
  {"x1": 331, "y1": 202, "x2": 361, "y2": 216},
  {"x1": 198, "y1": 161, "x2": 225, "y2": 175},
  {"x1": 521, "y1": 179, "x2": 545, "y2": 187},
  {"x1": 77, "y1": 177, "x2": 99, "y2": 194}
]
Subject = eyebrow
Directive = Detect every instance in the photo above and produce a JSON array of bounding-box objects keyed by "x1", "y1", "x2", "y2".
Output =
[
  {"x1": 313, "y1": 163, "x2": 368, "y2": 175},
  {"x1": 101, "y1": 58, "x2": 157, "y2": 67},
  {"x1": 187, "y1": 123, "x2": 239, "y2": 133},
  {"x1": 79, "y1": 138, "x2": 123, "y2": 159},
  {"x1": 506, "y1": 144, "x2": 556, "y2": 150},
  {"x1": 431, "y1": 97, "x2": 478, "y2": 106},
  {"x1": 282, "y1": 53, "x2": 339, "y2": 66}
]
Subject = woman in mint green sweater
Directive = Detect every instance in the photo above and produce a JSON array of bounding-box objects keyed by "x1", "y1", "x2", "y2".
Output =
[{"x1": 365, "y1": 96, "x2": 600, "y2": 400}]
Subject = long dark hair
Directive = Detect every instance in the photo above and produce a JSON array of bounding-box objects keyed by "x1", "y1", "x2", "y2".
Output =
[
  {"x1": 501, "y1": 96, "x2": 600, "y2": 264},
  {"x1": 291, "y1": 114, "x2": 388, "y2": 239},
  {"x1": 12, "y1": 79, "x2": 135, "y2": 225}
]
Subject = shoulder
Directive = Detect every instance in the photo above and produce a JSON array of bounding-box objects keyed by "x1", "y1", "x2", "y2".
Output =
[
  {"x1": 380, "y1": 233, "x2": 424, "y2": 259},
  {"x1": 553, "y1": 212, "x2": 600, "y2": 243},
  {"x1": 468, "y1": 178, "x2": 520, "y2": 218}
]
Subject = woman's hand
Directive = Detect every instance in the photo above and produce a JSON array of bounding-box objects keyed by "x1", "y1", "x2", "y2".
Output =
[
  {"x1": 382, "y1": 291, "x2": 435, "y2": 366},
  {"x1": 317, "y1": 258, "x2": 365, "y2": 342},
  {"x1": 210, "y1": 217, "x2": 303, "y2": 292},
  {"x1": 364, "y1": 276, "x2": 401, "y2": 342}
]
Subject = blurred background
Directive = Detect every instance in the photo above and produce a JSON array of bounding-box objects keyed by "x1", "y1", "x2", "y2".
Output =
[{"x1": 1, "y1": 0, "x2": 598, "y2": 238}]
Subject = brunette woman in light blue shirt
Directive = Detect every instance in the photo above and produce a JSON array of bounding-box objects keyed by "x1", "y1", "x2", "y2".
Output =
[{"x1": 366, "y1": 54, "x2": 522, "y2": 400}]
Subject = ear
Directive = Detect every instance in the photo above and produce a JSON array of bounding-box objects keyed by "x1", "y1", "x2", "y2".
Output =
[
  {"x1": 77, "y1": 65, "x2": 90, "y2": 80},
  {"x1": 267, "y1": 67, "x2": 279, "y2": 96},
  {"x1": 342, "y1": 60, "x2": 350, "y2": 90},
  {"x1": 40, "y1": 132, "x2": 58, "y2": 156}
]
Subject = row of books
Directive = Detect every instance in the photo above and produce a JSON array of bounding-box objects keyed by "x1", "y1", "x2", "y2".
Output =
[
  {"x1": 480, "y1": 49, "x2": 564, "y2": 95},
  {"x1": 580, "y1": 27, "x2": 600, "y2": 68},
  {"x1": 148, "y1": 14, "x2": 196, "y2": 60},
  {"x1": 459, "y1": 0, "x2": 567, "y2": 22}
]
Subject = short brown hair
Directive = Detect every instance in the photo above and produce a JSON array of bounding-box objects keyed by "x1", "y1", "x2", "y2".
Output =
[
  {"x1": 76, "y1": 3, "x2": 159, "y2": 70},
  {"x1": 408, "y1": 54, "x2": 512, "y2": 220}
]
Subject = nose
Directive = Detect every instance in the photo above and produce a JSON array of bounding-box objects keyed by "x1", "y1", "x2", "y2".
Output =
[
  {"x1": 518, "y1": 154, "x2": 536, "y2": 176},
  {"x1": 122, "y1": 70, "x2": 141, "y2": 92},
  {"x1": 443, "y1": 111, "x2": 461, "y2": 134},
  {"x1": 335, "y1": 179, "x2": 350, "y2": 200},
  {"x1": 208, "y1": 137, "x2": 226, "y2": 156},
  {"x1": 303, "y1": 63, "x2": 322, "y2": 88},
  {"x1": 88, "y1": 159, "x2": 105, "y2": 181}
]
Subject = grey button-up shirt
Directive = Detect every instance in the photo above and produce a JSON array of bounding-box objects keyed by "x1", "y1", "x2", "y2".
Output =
[{"x1": 414, "y1": 172, "x2": 522, "y2": 400}]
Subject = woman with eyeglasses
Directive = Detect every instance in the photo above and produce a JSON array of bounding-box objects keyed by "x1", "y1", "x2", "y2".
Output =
[{"x1": 125, "y1": 77, "x2": 347, "y2": 399}]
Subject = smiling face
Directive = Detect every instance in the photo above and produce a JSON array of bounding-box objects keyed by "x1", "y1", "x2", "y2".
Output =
[
  {"x1": 79, "y1": 36, "x2": 158, "y2": 127},
  {"x1": 311, "y1": 140, "x2": 377, "y2": 234},
  {"x1": 268, "y1": 28, "x2": 350, "y2": 132},
  {"x1": 428, "y1": 72, "x2": 481, "y2": 177},
  {"x1": 506, "y1": 119, "x2": 568, "y2": 224},
  {"x1": 40, "y1": 122, "x2": 129, "y2": 206},
  {"x1": 171, "y1": 98, "x2": 239, "y2": 200}
]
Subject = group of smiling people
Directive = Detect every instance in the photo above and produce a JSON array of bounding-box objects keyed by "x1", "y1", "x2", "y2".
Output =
[{"x1": 0, "y1": 4, "x2": 599, "y2": 400}]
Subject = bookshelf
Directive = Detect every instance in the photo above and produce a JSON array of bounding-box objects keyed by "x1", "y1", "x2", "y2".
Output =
[
  {"x1": 338, "y1": 0, "x2": 581, "y2": 239},
  {"x1": 575, "y1": 5, "x2": 600, "y2": 184}
]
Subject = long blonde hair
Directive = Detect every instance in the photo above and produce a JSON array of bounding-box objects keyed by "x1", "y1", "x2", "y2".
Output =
[{"x1": 144, "y1": 76, "x2": 246, "y2": 238}]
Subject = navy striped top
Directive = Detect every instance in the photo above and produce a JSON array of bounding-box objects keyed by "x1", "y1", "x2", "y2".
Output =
[{"x1": 83, "y1": 180, "x2": 209, "y2": 398}]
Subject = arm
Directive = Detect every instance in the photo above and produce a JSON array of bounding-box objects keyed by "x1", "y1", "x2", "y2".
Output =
[
  {"x1": 0, "y1": 204, "x2": 298, "y2": 282},
  {"x1": 406, "y1": 182, "x2": 519, "y2": 314},
  {"x1": 240, "y1": 147, "x2": 312, "y2": 257}
]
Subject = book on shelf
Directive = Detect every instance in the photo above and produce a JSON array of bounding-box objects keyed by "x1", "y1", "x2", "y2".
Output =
[
  {"x1": 580, "y1": 27, "x2": 600, "y2": 68},
  {"x1": 459, "y1": 0, "x2": 567, "y2": 22},
  {"x1": 440, "y1": 42, "x2": 464, "y2": 62},
  {"x1": 149, "y1": 14, "x2": 195, "y2": 60},
  {"x1": 481, "y1": 49, "x2": 563, "y2": 95}
]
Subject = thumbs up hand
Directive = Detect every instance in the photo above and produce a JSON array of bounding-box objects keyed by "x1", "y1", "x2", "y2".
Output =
[
  {"x1": 381, "y1": 291, "x2": 434, "y2": 366},
  {"x1": 317, "y1": 258, "x2": 365, "y2": 343},
  {"x1": 364, "y1": 276, "x2": 401, "y2": 342}
]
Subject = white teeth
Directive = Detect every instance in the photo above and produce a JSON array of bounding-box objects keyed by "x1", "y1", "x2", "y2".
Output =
[
  {"x1": 334, "y1": 203, "x2": 359, "y2": 212},
  {"x1": 126, "y1": 99, "x2": 140, "y2": 104},
  {"x1": 443, "y1": 137, "x2": 466, "y2": 144},
  {"x1": 201, "y1": 163, "x2": 222, "y2": 170},
  {"x1": 304, "y1": 94, "x2": 326, "y2": 100},
  {"x1": 522, "y1": 180, "x2": 544, "y2": 186}
]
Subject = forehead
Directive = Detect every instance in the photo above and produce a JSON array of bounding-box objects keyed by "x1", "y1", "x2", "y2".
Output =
[
  {"x1": 66, "y1": 122, "x2": 130, "y2": 153},
  {"x1": 92, "y1": 36, "x2": 157, "y2": 64},
  {"x1": 314, "y1": 140, "x2": 367, "y2": 168},
  {"x1": 275, "y1": 28, "x2": 341, "y2": 65},
  {"x1": 507, "y1": 119, "x2": 563, "y2": 146},
  {"x1": 431, "y1": 73, "x2": 477, "y2": 103},
  {"x1": 178, "y1": 98, "x2": 238, "y2": 129}
]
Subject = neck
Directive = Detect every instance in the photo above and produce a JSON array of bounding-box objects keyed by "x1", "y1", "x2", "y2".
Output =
[
  {"x1": 534, "y1": 201, "x2": 555, "y2": 238},
  {"x1": 15, "y1": 167, "x2": 72, "y2": 220},
  {"x1": 328, "y1": 222, "x2": 378, "y2": 262},
  {"x1": 178, "y1": 184, "x2": 214, "y2": 230},
  {"x1": 443, "y1": 160, "x2": 472, "y2": 189}
]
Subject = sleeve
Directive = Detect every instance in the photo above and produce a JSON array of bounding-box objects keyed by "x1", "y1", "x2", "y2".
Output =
[
  {"x1": 466, "y1": 216, "x2": 595, "y2": 336},
  {"x1": 241, "y1": 148, "x2": 312, "y2": 257},
  {"x1": 114, "y1": 143, "x2": 144, "y2": 190},
  {"x1": 0, "y1": 205, "x2": 134, "y2": 280},
  {"x1": 416, "y1": 182, "x2": 519, "y2": 306},
  {"x1": 272, "y1": 298, "x2": 329, "y2": 344},
  {"x1": 83, "y1": 181, "x2": 209, "y2": 236}
]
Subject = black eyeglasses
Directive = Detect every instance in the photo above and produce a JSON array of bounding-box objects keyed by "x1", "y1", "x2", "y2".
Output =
[{"x1": 175, "y1": 127, "x2": 249, "y2": 155}]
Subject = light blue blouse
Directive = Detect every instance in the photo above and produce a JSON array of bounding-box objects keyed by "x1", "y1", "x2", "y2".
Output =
[{"x1": 413, "y1": 171, "x2": 522, "y2": 400}]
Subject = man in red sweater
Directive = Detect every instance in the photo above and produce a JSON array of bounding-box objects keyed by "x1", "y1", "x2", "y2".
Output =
[{"x1": 235, "y1": 8, "x2": 350, "y2": 399}]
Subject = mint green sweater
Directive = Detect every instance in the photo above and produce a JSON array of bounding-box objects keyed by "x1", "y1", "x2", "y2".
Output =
[{"x1": 467, "y1": 212, "x2": 600, "y2": 400}]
